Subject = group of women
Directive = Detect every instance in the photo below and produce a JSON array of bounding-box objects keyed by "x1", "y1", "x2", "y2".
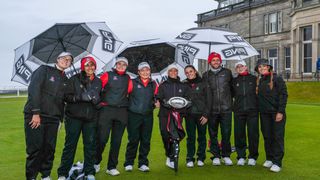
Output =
[{"x1": 24, "y1": 51, "x2": 288, "y2": 180}]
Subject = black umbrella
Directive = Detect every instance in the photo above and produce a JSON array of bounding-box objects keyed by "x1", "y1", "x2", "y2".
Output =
[
  {"x1": 12, "y1": 22, "x2": 123, "y2": 85},
  {"x1": 31, "y1": 23, "x2": 97, "y2": 64},
  {"x1": 117, "y1": 41, "x2": 175, "y2": 74}
]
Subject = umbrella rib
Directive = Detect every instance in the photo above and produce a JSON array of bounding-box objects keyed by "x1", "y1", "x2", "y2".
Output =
[
  {"x1": 46, "y1": 42, "x2": 61, "y2": 63},
  {"x1": 63, "y1": 25, "x2": 86, "y2": 50}
]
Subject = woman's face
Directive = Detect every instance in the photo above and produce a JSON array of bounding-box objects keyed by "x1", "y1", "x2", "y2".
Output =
[
  {"x1": 235, "y1": 64, "x2": 247, "y2": 74},
  {"x1": 56, "y1": 55, "x2": 72, "y2": 70},
  {"x1": 115, "y1": 61, "x2": 127, "y2": 72},
  {"x1": 168, "y1": 68, "x2": 178, "y2": 79},
  {"x1": 84, "y1": 61, "x2": 96, "y2": 76},
  {"x1": 184, "y1": 67, "x2": 197, "y2": 80},
  {"x1": 258, "y1": 64, "x2": 270, "y2": 74},
  {"x1": 138, "y1": 67, "x2": 151, "y2": 80}
]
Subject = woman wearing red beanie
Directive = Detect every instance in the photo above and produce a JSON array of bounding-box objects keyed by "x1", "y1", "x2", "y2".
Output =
[{"x1": 57, "y1": 56, "x2": 102, "y2": 180}]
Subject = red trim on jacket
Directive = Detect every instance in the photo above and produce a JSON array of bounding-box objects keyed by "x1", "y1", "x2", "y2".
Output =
[
  {"x1": 154, "y1": 82, "x2": 159, "y2": 96},
  {"x1": 128, "y1": 78, "x2": 133, "y2": 94},
  {"x1": 100, "y1": 72, "x2": 109, "y2": 88}
]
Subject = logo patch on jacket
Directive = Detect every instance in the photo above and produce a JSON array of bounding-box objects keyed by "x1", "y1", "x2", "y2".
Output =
[
  {"x1": 236, "y1": 83, "x2": 239, "y2": 87},
  {"x1": 179, "y1": 89, "x2": 182, "y2": 93},
  {"x1": 113, "y1": 76, "x2": 118, "y2": 80},
  {"x1": 137, "y1": 84, "x2": 142, "y2": 88},
  {"x1": 49, "y1": 76, "x2": 55, "y2": 82}
]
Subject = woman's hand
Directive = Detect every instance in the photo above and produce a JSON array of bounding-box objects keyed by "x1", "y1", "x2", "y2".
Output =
[
  {"x1": 199, "y1": 116, "x2": 208, "y2": 125},
  {"x1": 275, "y1": 113, "x2": 284, "y2": 122},
  {"x1": 155, "y1": 100, "x2": 160, "y2": 108},
  {"x1": 29, "y1": 114, "x2": 41, "y2": 129}
]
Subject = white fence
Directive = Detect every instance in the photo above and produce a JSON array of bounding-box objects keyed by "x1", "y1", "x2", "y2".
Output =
[{"x1": 0, "y1": 86, "x2": 28, "y2": 97}]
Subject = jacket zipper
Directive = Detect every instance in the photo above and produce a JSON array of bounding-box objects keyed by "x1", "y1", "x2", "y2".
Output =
[
  {"x1": 243, "y1": 76, "x2": 246, "y2": 112},
  {"x1": 216, "y1": 73, "x2": 221, "y2": 112}
]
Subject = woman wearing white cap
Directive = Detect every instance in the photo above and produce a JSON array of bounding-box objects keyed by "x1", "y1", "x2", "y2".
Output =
[
  {"x1": 124, "y1": 62, "x2": 158, "y2": 172},
  {"x1": 24, "y1": 52, "x2": 73, "y2": 180},
  {"x1": 157, "y1": 63, "x2": 189, "y2": 169},
  {"x1": 94, "y1": 57, "x2": 133, "y2": 176},
  {"x1": 232, "y1": 61, "x2": 259, "y2": 166}
]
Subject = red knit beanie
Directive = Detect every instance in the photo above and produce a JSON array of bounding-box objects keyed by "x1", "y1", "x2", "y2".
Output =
[
  {"x1": 208, "y1": 52, "x2": 222, "y2": 64},
  {"x1": 80, "y1": 56, "x2": 96, "y2": 71}
]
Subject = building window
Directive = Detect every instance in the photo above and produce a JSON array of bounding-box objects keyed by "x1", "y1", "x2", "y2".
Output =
[
  {"x1": 257, "y1": 49, "x2": 262, "y2": 60},
  {"x1": 285, "y1": 47, "x2": 291, "y2": 69},
  {"x1": 264, "y1": 12, "x2": 282, "y2": 34},
  {"x1": 302, "y1": 26, "x2": 312, "y2": 72},
  {"x1": 268, "y1": 48, "x2": 278, "y2": 72},
  {"x1": 269, "y1": 13, "x2": 277, "y2": 34}
]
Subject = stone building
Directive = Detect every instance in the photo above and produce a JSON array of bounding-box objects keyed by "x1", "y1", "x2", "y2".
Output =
[{"x1": 196, "y1": 0, "x2": 320, "y2": 78}]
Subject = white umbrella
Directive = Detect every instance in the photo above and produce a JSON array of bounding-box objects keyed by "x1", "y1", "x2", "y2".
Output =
[{"x1": 172, "y1": 27, "x2": 259, "y2": 61}]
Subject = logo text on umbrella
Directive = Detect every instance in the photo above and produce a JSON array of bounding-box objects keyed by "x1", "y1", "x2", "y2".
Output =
[
  {"x1": 100, "y1": 30, "x2": 116, "y2": 53},
  {"x1": 177, "y1": 44, "x2": 199, "y2": 56},
  {"x1": 15, "y1": 55, "x2": 32, "y2": 83},
  {"x1": 176, "y1": 32, "x2": 196, "y2": 40},
  {"x1": 224, "y1": 35, "x2": 245, "y2": 42},
  {"x1": 222, "y1": 47, "x2": 248, "y2": 58}
]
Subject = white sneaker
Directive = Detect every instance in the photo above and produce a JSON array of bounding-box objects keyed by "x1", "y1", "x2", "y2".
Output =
[
  {"x1": 94, "y1": 164, "x2": 100, "y2": 173},
  {"x1": 237, "y1": 158, "x2": 245, "y2": 166},
  {"x1": 197, "y1": 160, "x2": 204, "y2": 167},
  {"x1": 106, "y1": 169, "x2": 120, "y2": 176},
  {"x1": 138, "y1": 165, "x2": 150, "y2": 172},
  {"x1": 125, "y1": 165, "x2": 133, "y2": 172},
  {"x1": 186, "y1": 161, "x2": 194, "y2": 168},
  {"x1": 263, "y1": 160, "x2": 273, "y2": 168},
  {"x1": 248, "y1": 158, "x2": 256, "y2": 166},
  {"x1": 223, "y1": 157, "x2": 233, "y2": 166},
  {"x1": 270, "y1": 164, "x2": 281, "y2": 172},
  {"x1": 212, "y1": 158, "x2": 221, "y2": 166},
  {"x1": 86, "y1": 175, "x2": 95, "y2": 180},
  {"x1": 166, "y1": 157, "x2": 174, "y2": 169},
  {"x1": 41, "y1": 177, "x2": 51, "y2": 180},
  {"x1": 57, "y1": 176, "x2": 66, "y2": 180}
]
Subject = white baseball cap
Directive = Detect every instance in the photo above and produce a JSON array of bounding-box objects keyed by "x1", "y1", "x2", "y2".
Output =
[
  {"x1": 115, "y1": 57, "x2": 128, "y2": 65},
  {"x1": 167, "y1": 64, "x2": 179, "y2": 71},
  {"x1": 138, "y1": 62, "x2": 150, "y2": 70},
  {"x1": 235, "y1": 60, "x2": 247, "y2": 68},
  {"x1": 57, "y1": 52, "x2": 73, "y2": 61}
]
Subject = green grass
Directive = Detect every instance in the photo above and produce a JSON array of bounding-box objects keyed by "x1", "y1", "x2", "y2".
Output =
[
  {"x1": 0, "y1": 82, "x2": 320, "y2": 179},
  {"x1": 287, "y1": 82, "x2": 320, "y2": 105}
]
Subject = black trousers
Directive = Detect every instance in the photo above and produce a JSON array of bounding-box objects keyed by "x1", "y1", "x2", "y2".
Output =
[
  {"x1": 124, "y1": 111, "x2": 153, "y2": 167},
  {"x1": 58, "y1": 116, "x2": 97, "y2": 177},
  {"x1": 95, "y1": 106, "x2": 127, "y2": 170},
  {"x1": 24, "y1": 114, "x2": 59, "y2": 179},
  {"x1": 208, "y1": 113, "x2": 232, "y2": 158},
  {"x1": 260, "y1": 113, "x2": 286, "y2": 167},
  {"x1": 159, "y1": 115, "x2": 174, "y2": 159},
  {"x1": 234, "y1": 112, "x2": 259, "y2": 160},
  {"x1": 185, "y1": 114, "x2": 207, "y2": 162}
]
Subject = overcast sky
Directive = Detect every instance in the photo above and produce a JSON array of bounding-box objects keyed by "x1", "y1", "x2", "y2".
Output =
[{"x1": 0, "y1": 0, "x2": 217, "y2": 87}]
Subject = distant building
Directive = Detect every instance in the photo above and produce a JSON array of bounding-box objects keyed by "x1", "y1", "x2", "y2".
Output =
[{"x1": 196, "y1": 0, "x2": 320, "y2": 77}]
